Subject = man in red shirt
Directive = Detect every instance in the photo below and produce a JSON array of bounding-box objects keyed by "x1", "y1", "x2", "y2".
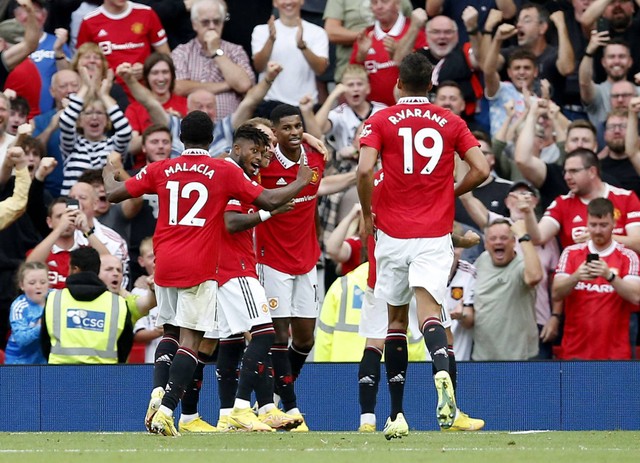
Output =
[
  {"x1": 553, "y1": 198, "x2": 640, "y2": 359},
  {"x1": 77, "y1": 0, "x2": 170, "y2": 98},
  {"x1": 104, "y1": 111, "x2": 312, "y2": 436},
  {"x1": 525, "y1": 148, "x2": 640, "y2": 252},
  {"x1": 349, "y1": 0, "x2": 426, "y2": 106},
  {"x1": 357, "y1": 52, "x2": 489, "y2": 438},
  {"x1": 255, "y1": 104, "x2": 325, "y2": 432}
]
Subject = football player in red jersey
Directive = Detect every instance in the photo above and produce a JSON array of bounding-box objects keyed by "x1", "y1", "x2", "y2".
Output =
[
  {"x1": 255, "y1": 104, "x2": 326, "y2": 431},
  {"x1": 104, "y1": 111, "x2": 312, "y2": 436},
  {"x1": 357, "y1": 52, "x2": 489, "y2": 438}
]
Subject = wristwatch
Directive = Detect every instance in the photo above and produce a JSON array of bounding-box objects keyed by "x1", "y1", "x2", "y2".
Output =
[
  {"x1": 212, "y1": 48, "x2": 224, "y2": 58},
  {"x1": 518, "y1": 234, "x2": 532, "y2": 243}
]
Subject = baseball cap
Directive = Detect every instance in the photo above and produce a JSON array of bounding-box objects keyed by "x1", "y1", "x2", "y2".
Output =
[
  {"x1": 0, "y1": 19, "x2": 24, "y2": 45},
  {"x1": 508, "y1": 180, "x2": 539, "y2": 198}
]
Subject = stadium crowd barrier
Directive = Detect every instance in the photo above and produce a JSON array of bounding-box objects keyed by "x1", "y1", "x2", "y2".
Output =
[{"x1": 1, "y1": 361, "x2": 638, "y2": 432}]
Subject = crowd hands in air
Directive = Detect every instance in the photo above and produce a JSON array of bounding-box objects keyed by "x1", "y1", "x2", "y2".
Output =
[{"x1": 1, "y1": 0, "x2": 640, "y2": 436}]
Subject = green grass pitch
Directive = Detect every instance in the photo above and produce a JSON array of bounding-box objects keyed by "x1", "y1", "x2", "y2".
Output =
[{"x1": 1, "y1": 431, "x2": 639, "y2": 463}]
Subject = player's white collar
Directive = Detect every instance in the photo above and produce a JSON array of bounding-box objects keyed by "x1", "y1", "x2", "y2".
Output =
[
  {"x1": 397, "y1": 96, "x2": 430, "y2": 104},
  {"x1": 374, "y1": 13, "x2": 406, "y2": 40},
  {"x1": 275, "y1": 144, "x2": 307, "y2": 169},
  {"x1": 182, "y1": 148, "x2": 210, "y2": 156}
]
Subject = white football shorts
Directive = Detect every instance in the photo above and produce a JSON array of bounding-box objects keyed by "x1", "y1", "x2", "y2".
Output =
[
  {"x1": 155, "y1": 280, "x2": 218, "y2": 333},
  {"x1": 215, "y1": 276, "x2": 272, "y2": 338},
  {"x1": 374, "y1": 230, "x2": 453, "y2": 307},
  {"x1": 258, "y1": 264, "x2": 319, "y2": 319}
]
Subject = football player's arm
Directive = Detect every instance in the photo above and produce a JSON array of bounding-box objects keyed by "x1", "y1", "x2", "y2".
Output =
[
  {"x1": 356, "y1": 145, "x2": 377, "y2": 235},
  {"x1": 103, "y1": 161, "x2": 133, "y2": 203},
  {"x1": 318, "y1": 171, "x2": 356, "y2": 196},
  {"x1": 252, "y1": 165, "x2": 313, "y2": 211},
  {"x1": 454, "y1": 146, "x2": 490, "y2": 197}
]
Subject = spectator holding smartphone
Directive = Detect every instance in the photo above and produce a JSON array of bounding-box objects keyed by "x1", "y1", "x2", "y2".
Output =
[{"x1": 553, "y1": 198, "x2": 640, "y2": 359}]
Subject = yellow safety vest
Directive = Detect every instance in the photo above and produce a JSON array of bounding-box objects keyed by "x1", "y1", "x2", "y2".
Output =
[
  {"x1": 45, "y1": 288, "x2": 128, "y2": 364},
  {"x1": 314, "y1": 263, "x2": 426, "y2": 362}
]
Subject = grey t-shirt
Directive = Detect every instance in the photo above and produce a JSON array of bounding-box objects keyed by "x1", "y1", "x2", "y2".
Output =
[{"x1": 472, "y1": 251, "x2": 539, "y2": 360}]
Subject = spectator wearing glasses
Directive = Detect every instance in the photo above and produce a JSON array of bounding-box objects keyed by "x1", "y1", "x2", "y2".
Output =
[{"x1": 171, "y1": 0, "x2": 255, "y2": 122}]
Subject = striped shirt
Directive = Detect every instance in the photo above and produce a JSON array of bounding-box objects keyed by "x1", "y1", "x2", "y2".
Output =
[{"x1": 59, "y1": 94, "x2": 132, "y2": 196}]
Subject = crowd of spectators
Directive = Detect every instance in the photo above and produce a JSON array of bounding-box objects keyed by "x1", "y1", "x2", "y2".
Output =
[{"x1": 1, "y1": 0, "x2": 640, "y2": 365}]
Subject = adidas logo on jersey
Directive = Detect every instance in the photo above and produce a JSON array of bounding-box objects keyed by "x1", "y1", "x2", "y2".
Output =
[
  {"x1": 98, "y1": 29, "x2": 108, "y2": 37},
  {"x1": 276, "y1": 178, "x2": 287, "y2": 186},
  {"x1": 572, "y1": 215, "x2": 583, "y2": 223}
]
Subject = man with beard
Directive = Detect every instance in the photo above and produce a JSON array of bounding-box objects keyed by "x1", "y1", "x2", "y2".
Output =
[
  {"x1": 579, "y1": 0, "x2": 640, "y2": 81},
  {"x1": 552, "y1": 197, "x2": 640, "y2": 359},
  {"x1": 600, "y1": 109, "x2": 640, "y2": 197},
  {"x1": 579, "y1": 33, "x2": 639, "y2": 142}
]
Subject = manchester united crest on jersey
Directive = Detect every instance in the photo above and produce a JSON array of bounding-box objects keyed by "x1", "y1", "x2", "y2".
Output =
[
  {"x1": 268, "y1": 298, "x2": 279, "y2": 310},
  {"x1": 450, "y1": 287, "x2": 463, "y2": 300},
  {"x1": 310, "y1": 167, "x2": 320, "y2": 184},
  {"x1": 131, "y1": 22, "x2": 144, "y2": 34}
]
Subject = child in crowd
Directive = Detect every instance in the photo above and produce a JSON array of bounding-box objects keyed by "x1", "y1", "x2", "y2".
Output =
[
  {"x1": 4, "y1": 261, "x2": 49, "y2": 364},
  {"x1": 132, "y1": 237, "x2": 161, "y2": 363}
]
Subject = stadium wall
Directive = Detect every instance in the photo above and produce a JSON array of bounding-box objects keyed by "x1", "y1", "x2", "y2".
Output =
[{"x1": 1, "y1": 361, "x2": 638, "y2": 432}]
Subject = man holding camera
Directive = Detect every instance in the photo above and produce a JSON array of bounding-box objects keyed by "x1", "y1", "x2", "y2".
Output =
[
  {"x1": 26, "y1": 197, "x2": 109, "y2": 289},
  {"x1": 552, "y1": 198, "x2": 640, "y2": 359}
]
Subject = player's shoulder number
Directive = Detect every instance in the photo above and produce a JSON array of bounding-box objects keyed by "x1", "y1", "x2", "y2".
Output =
[
  {"x1": 398, "y1": 127, "x2": 443, "y2": 175},
  {"x1": 166, "y1": 180, "x2": 208, "y2": 227}
]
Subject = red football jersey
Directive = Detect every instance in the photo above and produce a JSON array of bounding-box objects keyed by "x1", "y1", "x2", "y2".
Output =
[
  {"x1": 77, "y1": 3, "x2": 167, "y2": 75},
  {"x1": 360, "y1": 97, "x2": 479, "y2": 239},
  {"x1": 556, "y1": 241, "x2": 640, "y2": 359},
  {"x1": 544, "y1": 184, "x2": 640, "y2": 249},
  {"x1": 255, "y1": 144, "x2": 325, "y2": 274},
  {"x1": 350, "y1": 17, "x2": 426, "y2": 107},
  {"x1": 125, "y1": 150, "x2": 264, "y2": 287},
  {"x1": 217, "y1": 161, "x2": 260, "y2": 286},
  {"x1": 340, "y1": 237, "x2": 363, "y2": 276}
]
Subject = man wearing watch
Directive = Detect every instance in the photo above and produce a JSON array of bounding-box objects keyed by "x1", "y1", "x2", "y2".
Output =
[
  {"x1": 472, "y1": 217, "x2": 543, "y2": 360},
  {"x1": 552, "y1": 198, "x2": 640, "y2": 360},
  {"x1": 172, "y1": 0, "x2": 255, "y2": 121}
]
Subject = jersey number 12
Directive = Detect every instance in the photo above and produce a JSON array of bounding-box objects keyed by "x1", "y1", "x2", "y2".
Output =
[{"x1": 166, "y1": 180, "x2": 208, "y2": 227}]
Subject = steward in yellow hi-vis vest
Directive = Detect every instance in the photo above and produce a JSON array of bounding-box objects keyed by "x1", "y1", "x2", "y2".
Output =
[
  {"x1": 314, "y1": 263, "x2": 426, "y2": 362},
  {"x1": 41, "y1": 248, "x2": 133, "y2": 364}
]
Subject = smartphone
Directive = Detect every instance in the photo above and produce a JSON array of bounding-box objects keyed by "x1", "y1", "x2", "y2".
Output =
[
  {"x1": 66, "y1": 198, "x2": 79, "y2": 210},
  {"x1": 587, "y1": 253, "x2": 599, "y2": 263},
  {"x1": 597, "y1": 17, "x2": 610, "y2": 33}
]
